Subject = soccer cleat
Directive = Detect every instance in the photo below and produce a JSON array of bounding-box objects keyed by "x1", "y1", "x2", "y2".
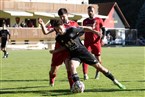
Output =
[
  {"x1": 2, "y1": 53, "x2": 9, "y2": 58},
  {"x1": 2, "y1": 55, "x2": 6, "y2": 58},
  {"x1": 113, "y1": 79, "x2": 126, "y2": 89},
  {"x1": 5, "y1": 53, "x2": 9, "y2": 58},
  {"x1": 84, "y1": 74, "x2": 89, "y2": 80},
  {"x1": 49, "y1": 83, "x2": 54, "y2": 87},
  {"x1": 95, "y1": 72, "x2": 100, "y2": 80}
]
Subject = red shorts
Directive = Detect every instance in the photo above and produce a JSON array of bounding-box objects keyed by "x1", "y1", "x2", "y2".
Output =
[
  {"x1": 85, "y1": 43, "x2": 101, "y2": 56},
  {"x1": 51, "y1": 42, "x2": 69, "y2": 66}
]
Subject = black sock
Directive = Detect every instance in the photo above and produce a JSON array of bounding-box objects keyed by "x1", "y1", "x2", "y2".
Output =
[
  {"x1": 104, "y1": 71, "x2": 115, "y2": 81},
  {"x1": 72, "y1": 73, "x2": 80, "y2": 82},
  {"x1": 3, "y1": 50, "x2": 7, "y2": 55}
]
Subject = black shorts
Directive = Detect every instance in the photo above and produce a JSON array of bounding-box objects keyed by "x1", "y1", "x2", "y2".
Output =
[
  {"x1": 1, "y1": 38, "x2": 7, "y2": 48},
  {"x1": 70, "y1": 47, "x2": 98, "y2": 65}
]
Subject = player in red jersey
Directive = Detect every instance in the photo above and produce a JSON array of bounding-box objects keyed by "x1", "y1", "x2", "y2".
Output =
[
  {"x1": 82, "y1": 6, "x2": 106, "y2": 80},
  {"x1": 38, "y1": 8, "x2": 78, "y2": 89}
]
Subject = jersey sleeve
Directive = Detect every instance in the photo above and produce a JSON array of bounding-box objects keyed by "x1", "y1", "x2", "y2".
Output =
[
  {"x1": 7, "y1": 30, "x2": 10, "y2": 34},
  {"x1": 74, "y1": 27, "x2": 85, "y2": 37},
  {"x1": 99, "y1": 18, "x2": 104, "y2": 27},
  {"x1": 73, "y1": 22, "x2": 79, "y2": 27},
  {"x1": 83, "y1": 19, "x2": 87, "y2": 26}
]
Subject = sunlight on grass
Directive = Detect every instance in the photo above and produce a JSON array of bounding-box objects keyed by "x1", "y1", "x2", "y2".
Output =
[{"x1": 0, "y1": 47, "x2": 144, "y2": 97}]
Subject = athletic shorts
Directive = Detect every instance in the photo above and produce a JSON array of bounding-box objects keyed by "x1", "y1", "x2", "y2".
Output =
[
  {"x1": 1, "y1": 38, "x2": 7, "y2": 48},
  {"x1": 85, "y1": 43, "x2": 101, "y2": 56},
  {"x1": 51, "y1": 42, "x2": 69, "y2": 66},
  {"x1": 70, "y1": 47, "x2": 98, "y2": 65}
]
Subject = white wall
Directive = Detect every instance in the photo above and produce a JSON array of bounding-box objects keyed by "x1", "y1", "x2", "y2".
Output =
[{"x1": 16, "y1": 0, "x2": 88, "y2": 4}]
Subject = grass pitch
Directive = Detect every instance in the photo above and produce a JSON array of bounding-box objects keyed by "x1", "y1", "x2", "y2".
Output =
[{"x1": 0, "y1": 47, "x2": 144, "y2": 97}]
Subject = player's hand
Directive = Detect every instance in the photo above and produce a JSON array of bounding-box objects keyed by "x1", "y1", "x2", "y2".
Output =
[
  {"x1": 101, "y1": 40, "x2": 105, "y2": 46},
  {"x1": 8, "y1": 39, "x2": 11, "y2": 42},
  {"x1": 38, "y1": 18, "x2": 44, "y2": 25},
  {"x1": 49, "y1": 50, "x2": 55, "y2": 54}
]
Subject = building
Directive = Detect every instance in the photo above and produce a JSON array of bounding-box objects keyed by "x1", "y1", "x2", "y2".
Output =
[{"x1": 0, "y1": 0, "x2": 130, "y2": 49}]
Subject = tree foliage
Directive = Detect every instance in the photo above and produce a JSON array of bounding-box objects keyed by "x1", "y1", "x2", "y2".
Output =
[{"x1": 136, "y1": 2, "x2": 145, "y2": 38}]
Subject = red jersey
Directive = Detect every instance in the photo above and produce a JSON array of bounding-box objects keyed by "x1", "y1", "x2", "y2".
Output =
[
  {"x1": 83, "y1": 17, "x2": 103, "y2": 45},
  {"x1": 47, "y1": 20, "x2": 78, "y2": 35},
  {"x1": 64, "y1": 20, "x2": 79, "y2": 28},
  {"x1": 47, "y1": 20, "x2": 78, "y2": 28}
]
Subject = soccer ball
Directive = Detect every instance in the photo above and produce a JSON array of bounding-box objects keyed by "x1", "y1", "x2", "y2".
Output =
[{"x1": 71, "y1": 81, "x2": 85, "y2": 93}]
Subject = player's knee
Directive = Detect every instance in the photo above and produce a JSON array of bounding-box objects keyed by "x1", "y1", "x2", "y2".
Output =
[{"x1": 89, "y1": 59, "x2": 98, "y2": 65}]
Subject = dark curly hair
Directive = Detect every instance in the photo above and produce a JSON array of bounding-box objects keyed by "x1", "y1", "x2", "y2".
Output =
[
  {"x1": 58, "y1": 8, "x2": 68, "y2": 16},
  {"x1": 50, "y1": 18, "x2": 63, "y2": 27}
]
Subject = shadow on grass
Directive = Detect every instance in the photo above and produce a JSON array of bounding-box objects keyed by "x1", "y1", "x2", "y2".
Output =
[
  {"x1": 0, "y1": 85, "x2": 49, "y2": 90},
  {"x1": 0, "y1": 88, "x2": 73, "y2": 96},
  {"x1": 85, "y1": 88, "x2": 145, "y2": 92},
  {"x1": 0, "y1": 79, "x2": 145, "y2": 96},
  {"x1": 0, "y1": 87, "x2": 145, "y2": 96},
  {"x1": 0, "y1": 79, "x2": 48, "y2": 82}
]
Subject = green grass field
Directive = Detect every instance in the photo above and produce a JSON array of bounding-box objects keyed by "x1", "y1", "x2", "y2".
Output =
[{"x1": 0, "y1": 47, "x2": 145, "y2": 97}]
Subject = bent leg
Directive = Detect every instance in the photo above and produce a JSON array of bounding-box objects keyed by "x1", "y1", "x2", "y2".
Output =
[
  {"x1": 95, "y1": 55, "x2": 102, "y2": 79},
  {"x1": 49, "y1": 48, "x2": 68, "y2": 86},
  {"x1": 91, "y1": 62, "x2": 126, "y2": 89},
  {"x1": 49, "y1": 65, "x2": 60, "y2": 86},
  {"x1": 69, "y1": 60, "x2": 80, "y2": 82},
  {"x1": 64, "y1": 58, "x2": 74, "y2": 89}
]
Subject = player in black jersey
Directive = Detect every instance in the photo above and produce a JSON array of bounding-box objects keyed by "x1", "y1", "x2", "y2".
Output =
[
  {"x1": 0, "y1": 22, "x2": 10, "y2": 58},
  {"x1": 49, "y1": 19, "x2": 126, "y2": 90}
]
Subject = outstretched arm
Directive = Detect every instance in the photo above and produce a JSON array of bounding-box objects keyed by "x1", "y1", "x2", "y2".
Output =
[
  {"x1": 38, "y1": 18, "x2": 54, "y2": 35},
  {"x1": 49, "y1": 46, "x2": 66, "y2": 54},
  {"x1": 80, "y1": 26, "x2": 102, "y2": 37}
]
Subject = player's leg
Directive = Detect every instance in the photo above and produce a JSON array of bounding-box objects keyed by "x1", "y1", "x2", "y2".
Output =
[
  {"x1": 92, "y1": 62, "x2": 126, "y2": 89},
  {"x1": 1, "y1": 39, "x2": 8, "y2": 58},
  {"x1": 80, "y1": 48, "x2": 126, "y2": 89},
  {"x1": 82, "y1": 46, "x2": 91, "y2": 80},
  {"x1": 92, "y1": 44, "x2": 102, "y2": 79},
  {"x1": 49, "y1": 49, "x2": 70, "y2": 87},
  {"x1": 94, "y1": 55, "x2": 101, "y2": 79},
  {"x1": 82, "y1": 63, "x2": 89, "y2": 80},
  {"x1": 49, "y1": 65, "x2": 60, "y2": 86},
  {"x1": 49, "y1": 42, "x2": 62, "y2": 86},
  {"x1": 70, "y1": 59, "x2": 80, "y2": 82},
  {"x1": 64, "y1": 58, "x2": 74, "y2": 89}
]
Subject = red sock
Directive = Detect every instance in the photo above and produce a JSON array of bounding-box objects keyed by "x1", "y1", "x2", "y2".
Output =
[
  {"x1": 67, "y1": 71, "x2": 74, "y2": 89},
  {"x1": 49, "y1": 71, "x2": 56, "y2": 84},
  {"x1": 82, "y1": 63, "x2": 88, "y2": 74}
]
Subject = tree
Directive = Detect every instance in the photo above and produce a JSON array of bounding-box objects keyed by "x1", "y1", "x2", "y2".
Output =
[{"x1": 136, "y1": 2, "x2": 145, "y2": 38}]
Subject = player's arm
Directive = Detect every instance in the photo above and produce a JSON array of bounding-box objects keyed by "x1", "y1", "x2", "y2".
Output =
[
  {"x1": 7, "y1": 30, "x2": 11, "y2": 42},
  {"x1": 101, "y1": 26, "x2": 106, "y2": 40},
  {"x1": 38, "y1": 18, "x2": 54, "y2": 35},
  {"x1": 8, "y1": 31, "x2": 11, "y2": 39},
  {"x1": 79, "y1": 26, "x2": 102, "y2": 37},
  {"x1": 49, "y1": 46, "x2": 66, "y2": 54}
]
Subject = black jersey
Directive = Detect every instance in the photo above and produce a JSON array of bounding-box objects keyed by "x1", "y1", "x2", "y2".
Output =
[
  {"x1": 0, "y1": 29, "x2": 10, "y2": 39},
  {"x1": 56, "y1": 27, "x2": 85, "y2": 51},
  {"x1": 56, "y1": 27, "x2": 98, "y2": 65}
]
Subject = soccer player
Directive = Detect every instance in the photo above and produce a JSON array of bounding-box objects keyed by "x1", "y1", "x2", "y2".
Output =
[
  {"x1": 49, "y1": 19, "x2": 126, "y2": 90},
  {"x1": 82, "y1": 6, "x2": 106, "y2": 80},
  {"x1": 0, "y1": 22, "x2": 10, "y2": 58},
  {"x1": 38, "y1": 8, "x2": 78, "y2": 89}
]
